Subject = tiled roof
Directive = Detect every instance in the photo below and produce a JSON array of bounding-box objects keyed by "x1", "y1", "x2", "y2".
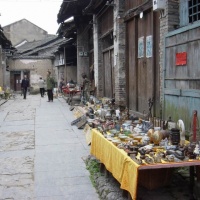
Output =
[
  {"x1": 12, "y1": 55, "x2": 55, "y2": 59},
  {"x1": 16, "y1": 35, "x2": 58, "y2": 54},
  {"x1": 13, "y1": 36, "x2": 73, "y2": 59}
]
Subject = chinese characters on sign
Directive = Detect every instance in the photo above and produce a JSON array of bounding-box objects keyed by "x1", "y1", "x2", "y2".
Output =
[
  {"x1": 138, "y1": 36, "x2": 152, "y2": 58},
  {"x1": 146, "y1": 35, "x2": 152, "y2": 58},
  {"x1": 138, "y1": 37, "x2": 144, "y2": 58},
  {"x1": 176, "y1": 52, "x2": 187, "y2": 66}
]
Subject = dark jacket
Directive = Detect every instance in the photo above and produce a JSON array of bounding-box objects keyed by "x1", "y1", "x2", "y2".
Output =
[{"x1": 21, "y1": 78, "x2": 30, "y2": 88}]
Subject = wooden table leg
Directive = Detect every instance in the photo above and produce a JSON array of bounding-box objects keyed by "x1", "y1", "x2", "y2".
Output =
[
  {"x1": 196, "y1": 166, "x2": 200, "y2": 182},
  {"x1": 189, "y1": 166, "x2": 195, "y2": 199}
]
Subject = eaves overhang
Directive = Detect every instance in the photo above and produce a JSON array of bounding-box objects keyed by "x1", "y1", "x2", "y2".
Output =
[
  {"x1": 57, "y1": 0, "x2": 91, "y2": 24},
  {"x1": 0, "y1": 28, "x2": 13, "y2": 49},
  {"x1": 82, "y1": 0, "x2": 106, "y2": 15}
]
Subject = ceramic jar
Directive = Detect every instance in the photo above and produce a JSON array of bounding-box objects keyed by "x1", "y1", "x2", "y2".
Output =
[
  {"x1": 151, "y1": 130, "x2": 163, "y2": 145},
  {"x1": 170, "y1": 128, "x2": 180, "y2": 145}
]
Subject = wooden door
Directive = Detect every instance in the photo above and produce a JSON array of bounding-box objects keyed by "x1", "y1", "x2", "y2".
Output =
[
  {"x1": 126, "y1": 10, "x2": 160, "y2": 117},
  {"x1": 137, "y1": 10, "x2": 153, "y2": 114},
  {"x1": 14, "y1": 74, "x2": 21, "y2": 91}
]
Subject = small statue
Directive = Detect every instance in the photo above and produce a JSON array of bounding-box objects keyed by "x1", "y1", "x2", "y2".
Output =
[
  {"x1": 81, "y1": 73, "x2": 90, "y2": 103},
  {"x1": 194, "y1": 144, "x2": 200, "y2": 157},
  {"x1": 166, "y1": 155, "x2": 175, "y2": 162},
  {"x1": 131, "y1": 155, "x2": 143, "y2": 165},
  {"x1": 185, "y1": 143, "x2": 196, "y2": 159},
  {"x1": 153, "y1": 153, "x2": 162, "y2": 163},
  {"x1": 145, "y1": 156, "x2": 154, "y2": 164}
]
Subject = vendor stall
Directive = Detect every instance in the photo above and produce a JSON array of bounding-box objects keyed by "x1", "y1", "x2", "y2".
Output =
[
  {"x1": 68, "y1": 95, "x2": 200, "y2": 199},
  {"x1": 90, "y1": 129, "x2": 200, "y2": 200}
]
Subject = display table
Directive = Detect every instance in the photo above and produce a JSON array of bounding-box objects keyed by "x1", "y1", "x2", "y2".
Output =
[{"x1": 90, "y1": 129, "x2": 200, "y2": 200}]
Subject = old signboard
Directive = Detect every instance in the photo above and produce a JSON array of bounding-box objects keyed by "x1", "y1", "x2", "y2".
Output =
[{"x1": 176, "y1": 52, "x2": 187, "y2": 66}]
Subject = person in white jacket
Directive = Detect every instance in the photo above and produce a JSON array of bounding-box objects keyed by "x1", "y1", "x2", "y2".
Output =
[{"x1": 38, "y1": 77, "x2": 45, "y2": 97}]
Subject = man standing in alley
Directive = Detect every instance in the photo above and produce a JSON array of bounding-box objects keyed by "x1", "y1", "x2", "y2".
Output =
[
  {"x1": 21, "y1": 75, "x2": 30, "y2": 99},
  {"x1": 46, "y1": 71, "x2": 55, "y2": 102},
  {"x1": 38, "y1": 77, "x2": 45, "y2": 97}
]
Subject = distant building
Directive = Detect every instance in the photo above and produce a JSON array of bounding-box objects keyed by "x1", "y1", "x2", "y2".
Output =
[
  {"x1": 8, "y1": 35, "x2": 68, "y2": 92},
  {"x1": 2, "y1": 18, "x2": 77, "y2": 93},
  {"x1": 3, "y1": 19, "x2": 49, "y2": 47}
]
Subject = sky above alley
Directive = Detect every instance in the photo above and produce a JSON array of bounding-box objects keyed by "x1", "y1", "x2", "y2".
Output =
[{"x1": 0, "y1": 0, "x2": 63, "y2": 34}]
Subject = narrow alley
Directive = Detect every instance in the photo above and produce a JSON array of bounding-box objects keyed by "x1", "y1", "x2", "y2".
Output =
[{"x1": 0, "y1": 94, "x2": 99, "y2": 200}]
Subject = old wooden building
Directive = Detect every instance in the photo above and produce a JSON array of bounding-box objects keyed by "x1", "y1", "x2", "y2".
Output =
[
  {"x1": 57, "y1": 0, "x2": 200, "y2": 132},
  {"x1": 57, "y1": 0, "x2": 126, "y2": 105},
  {"x1": 57, "y1": 0, "x2": 92, "y2": 85}
]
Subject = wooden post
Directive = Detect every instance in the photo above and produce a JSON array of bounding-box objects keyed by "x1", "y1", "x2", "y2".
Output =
[{"x1": 64, "y1": 47, "x2": 67, "y2": 83}]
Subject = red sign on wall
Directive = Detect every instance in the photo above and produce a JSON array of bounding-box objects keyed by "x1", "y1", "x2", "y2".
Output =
[{"x1": 176, "y1": 52, "x2": 187, "y2": 66}]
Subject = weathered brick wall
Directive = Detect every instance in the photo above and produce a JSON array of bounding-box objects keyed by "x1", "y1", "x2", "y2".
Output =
[
  {"x1": 8, "y1": 58, "x2": 54, "y2": 90},
  {"x1": 93, "y1": 0, "x2": 126, "y2": 101},
  {"x1": 159, "y1": 0, "x2": 179, "y2": 114},
  {"x1": 93, "y1": 15, "x2": 104, "y2": 97},
  {"x1": 56, "y1": 66, "x2": 77, "y2": 85},
  {"x1": 114, "y1": 0, "x2": 126, "y2": 106},
  {"x1": 77, "y1": 25, "x2": 90, "y2": 85}
]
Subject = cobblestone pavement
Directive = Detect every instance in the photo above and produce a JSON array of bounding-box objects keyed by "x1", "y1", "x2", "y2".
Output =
[
  {"x1": 0, "y1": 94, "x2": 99, "y2": 200},
  {"x1": 0, "y1": 96, "x2": 35, "y2": 199}
]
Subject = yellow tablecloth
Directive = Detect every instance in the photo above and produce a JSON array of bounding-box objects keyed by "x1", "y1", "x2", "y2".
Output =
[
  {"x1": 90, "y1": 129, "x2": 139, "y2": 200},
  {"x1": 90, "y1": 129, "x2": 200, "y2": 199}
]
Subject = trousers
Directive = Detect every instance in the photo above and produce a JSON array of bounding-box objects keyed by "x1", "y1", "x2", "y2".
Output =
[
  {"x1": 40, "y1": 88, "x2": 45, "y2": 97},
  {"x1": 47, "y1": 89, "x2": 53, "y2": 101},
  {"x1": 22, "y1": 87, "x2": 28, "y2": 99}
]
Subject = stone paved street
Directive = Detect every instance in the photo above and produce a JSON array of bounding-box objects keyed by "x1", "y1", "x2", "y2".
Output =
[{"x1": 0, "y1": 94, "x2": 99, "y2": 200}]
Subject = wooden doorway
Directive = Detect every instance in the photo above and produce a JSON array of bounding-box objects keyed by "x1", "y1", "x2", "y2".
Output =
[
  {"x1": 126, "y1": 10, "x2": 160, "y2": 116},
  {"x1": 14, "y1": 74, "x2": 21, "y2": 91}
]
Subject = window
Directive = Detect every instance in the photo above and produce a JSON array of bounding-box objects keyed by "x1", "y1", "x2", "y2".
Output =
[{"x1": 188, "y1": 0, "x2": 200, "y2": 23}]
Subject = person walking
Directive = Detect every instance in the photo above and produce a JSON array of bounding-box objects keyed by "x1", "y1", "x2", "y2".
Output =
[
  {"x1": 21, "y1": 75, "x2": 30, "y2": 99},
  {"x1": 38, "y1": 77, "x2": 45, "y2": 97},
  {"x1": 46, "y1": 71, "x2": 55, "y2": 102}
]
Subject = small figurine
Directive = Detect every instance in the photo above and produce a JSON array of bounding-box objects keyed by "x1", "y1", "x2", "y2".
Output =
[
  {"x1": 185, "y1": 143, "x2": 196, "y2": 159},
  {"x1": 145, "y1": 156, "x2": 154, "y2": 164},
  {"x1": 194, "y1": 144, "x2": 200, "y2": 157}
]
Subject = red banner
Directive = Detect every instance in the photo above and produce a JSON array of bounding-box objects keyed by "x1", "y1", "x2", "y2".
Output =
[{"x1": 176, "y1": 52, "x2": 187, "y2": 66}]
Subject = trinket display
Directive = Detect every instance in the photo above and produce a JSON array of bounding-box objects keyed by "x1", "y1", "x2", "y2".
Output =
[{"x1": 79, "y1": 97, "x2": 200, "y2": 166}]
